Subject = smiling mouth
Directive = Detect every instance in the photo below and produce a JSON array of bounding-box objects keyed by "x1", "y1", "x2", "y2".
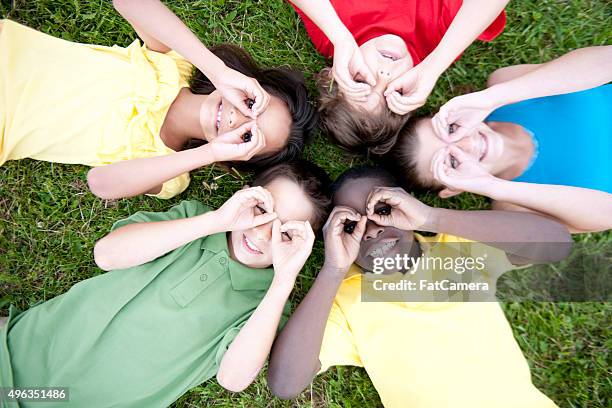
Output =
[
  {"x1": 379, "y1": 50, "x2": 401, "y2": 61},
  {"x1": 215, "y1": 101, "x2": 223, "y2": 131},
  {"x1": 368, "y1": 238, "x2": 399, "y2": 258},
  {"x1": 479, "y1": 132, "x2": 489, "y2": 161},
  {"x1": 242, "y1": 234, "x2": 262, "y2": 255}
]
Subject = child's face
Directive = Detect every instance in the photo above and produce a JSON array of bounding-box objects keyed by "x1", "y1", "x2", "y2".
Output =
[
  {"x1": 333, "y1": 177, "x2": 416, "y2": 273},
  {"x1": 411, "y1": 118, "x2": 507, "y2": 188},
  {"x1": 348, "y1": 35, "x2": 413, "y2": 113},
  {"x1": 228, "y1": 177, "x2": 316, "y2": 268},
  {"x1": 200, "y1": 90, "x2": 291, "y2": 155}
]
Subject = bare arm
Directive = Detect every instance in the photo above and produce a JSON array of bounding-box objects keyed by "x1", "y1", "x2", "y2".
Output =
[
  {"x1": 419, "y1": 0, "x2": 509, "y2": 77},
  {"x1": 289, "y1": 0, "x2": 352, "y2": 45},
  {"x1": 113, "y1": 0, "x2": 226, "y2": 78},
  {"x1": 488, "y1": 179, "x2": 612, "y2": 234},
  {"x1": 268, "y1": 208, "x2": 366, "y2": 399},
  {"x1": 218, "y1": 220, "x2": 316, "y2": 392},
  {"x1": 94, "y1": 210, "x2": 222, "y2": 271},
  {"x1": 486, "y1": 46, "x2": 612, "y2": 106},
  {"x1": 88, "y1": 145, "x2": 214, "y2": 200},
  {"x1": 422, "y1": 207, "x2": 572, "y2": 264}
]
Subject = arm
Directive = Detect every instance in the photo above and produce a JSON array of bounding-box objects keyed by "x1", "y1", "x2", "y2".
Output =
[
  {"x1": 488, "y1": 180, "x2": 612, "y2": 234},
  {"x1": 432, "y1": 145, "x2": 612, "y2": 234},
  {"x1": 384, "y1": 0, "x2": 508, "y2": 113},
  {"x1": 268, "y1": 208, "x2": 367, "y2": 399},
  {"x1": 93, "y1": 210, "x2": 222, "y2": 271},
  {"x1": 88, "y1": 123, "x2": 265, "y2": 200},
  {"x1": 113, "y1": 0, "x2": 226, "y2": 79},
  {"x1": 113, "y1": 0, "x2": 269, "y2": 116},
  {"x1": 485, "y1": 46, "x2": 612, "y2": 107},
  {"x1": 289, "y1": 0, "x2": 376, "y2": 97},
  {"x1": 88, "y1": 145, "x2": 213, "y2": 199},
  {"x1": 94, "y1": 186, "x2": 277, "y2": 270},
  {"x1": 366, "y1": 187, "x2": 572, "y2": 265},
  {"x1": 419, "y1": 0, "x2": 509, "y2": 79},
  {"x1": 217, "y1": 220, "x2": 316, "y2": 392},
  {"x1": 434, "y1": 46, "x2": 612, "y2": 140}
]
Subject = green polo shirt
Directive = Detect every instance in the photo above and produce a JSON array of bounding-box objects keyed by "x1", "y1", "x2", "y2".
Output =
[{"x1": 0, "y1": 200, "x2": 290, "y2": 408}]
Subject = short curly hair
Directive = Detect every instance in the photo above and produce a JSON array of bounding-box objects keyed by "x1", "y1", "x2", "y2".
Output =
[{"x1": 316, "y1": 67, "x2": 410, "y2": 156}]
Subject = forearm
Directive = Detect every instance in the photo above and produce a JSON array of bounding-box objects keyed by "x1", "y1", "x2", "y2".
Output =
[
  {"x1": 421, "y1": 0, "x2": 509, "y2": 74},
  {"x1": 217, "y1": 280, "x2": 293, "y2": 392},
  {"x1": 94, "y1": 211, "x2": 222, "y2": 270},
  {"x1": 488, "y1": 179, "x2": 612, "y2": 233},
  {"x1": 421, "y1": 206, "x2": 572, "y2": 263},
  {"x1": 88, "y1": 147, "x2": 213, "y2": 199},
  {"x1": 290, "y1": 0, "x2": 353, "y2": 45},
  {"x1": 113, "y1": 0, "x2": 226, "y2": 78},
  {"x1": 268, "y1": 264, "x2": 345, "y2": 399},
  {"x1": 485, "y1": 46, "x2": 612, "y2": 107}
]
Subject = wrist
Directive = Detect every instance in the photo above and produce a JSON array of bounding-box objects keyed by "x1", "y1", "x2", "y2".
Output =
[
  {"x1": 321, "y1": 261, "x2": 350, "y2": 279},
  {"x1": 331, "y1": 29, "x2": 355, "y2": 48},
  {"x1": 270, "y1": 274, "x2": 297, "y2": 295},
  {"x1": 204, "y1": 57, "x2": 228, "y2": 85},
  {"x1": 419, "y1": 53, "x2": 450, "y2": 78},
  {"x1": 483, "y1": 177, "x2": 512, "y2": 201},
  {"x1": 418, "y1": 206, "x2": 441, "y2": 233},
  {"x1": 200, "y1": 143, "x2": 222, "y2": 164},
  {"x1": 205, "y1": 210, "x2": 230, "y2": 234},
  {"x1": 483, "y1": 84, "x2": 515, "y2": 109}
]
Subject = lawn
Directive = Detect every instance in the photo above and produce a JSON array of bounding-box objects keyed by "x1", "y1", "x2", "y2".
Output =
[{"x1": 0, "y1": 0, "x2": 611, "y2": 407}]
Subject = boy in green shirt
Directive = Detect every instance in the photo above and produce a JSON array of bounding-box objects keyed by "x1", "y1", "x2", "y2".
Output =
[{"x1": 1, "y1": 161, "x2": 331, "y2": 407}]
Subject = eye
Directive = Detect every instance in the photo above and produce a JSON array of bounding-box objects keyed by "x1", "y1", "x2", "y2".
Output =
[
  {"x1": 343, "y1": 220, "x2": 357, "y2": 234},
  {"x1": 281, "y1": 231, "x2": 292, "y2": 241},
  {"x1": 242, "y1": 131, "x2": 252, "y2": 143},
  {"x1": 255, "y1": 205, "x2": 267, "y2": 215},
  {"x1": 450, "y1": 155, "x2": 458, "y2": 169},
  {"x1": 448, "y1": 123, "x2": 458, "y2": 134},
  {"x1": 246, "y1": 98, "x2": 255, "y2": 110},
  {"x1": 374, "y1": 203, "x2": 392, "y2": 216}
]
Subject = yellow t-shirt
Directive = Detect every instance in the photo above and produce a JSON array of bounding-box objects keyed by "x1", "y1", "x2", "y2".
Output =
[
  {"x1": 0, "y1": 20, "x2": 192, "y2": 199},
  {"x1": 318, "y1": 233, "x2": 558, "y2": 408}
]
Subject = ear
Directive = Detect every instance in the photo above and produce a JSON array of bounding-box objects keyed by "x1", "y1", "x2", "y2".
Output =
[{"x1": 438, "y1": 188, "x2": 462, "y2": 199}]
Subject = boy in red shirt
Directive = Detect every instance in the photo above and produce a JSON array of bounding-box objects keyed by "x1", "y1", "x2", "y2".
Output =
[{"x1": 289, "y1": 0, "x2": 507, "y2": 155}]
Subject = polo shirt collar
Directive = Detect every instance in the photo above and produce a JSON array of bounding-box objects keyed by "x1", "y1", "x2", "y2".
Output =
[{"x1": 201, "y1": 232, "x2": 275, "y2": 292}]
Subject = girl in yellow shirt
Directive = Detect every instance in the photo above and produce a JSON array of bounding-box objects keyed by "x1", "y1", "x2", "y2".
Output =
[{"x1": 0, "y1": 0, "x2": 316, "y2": 199}]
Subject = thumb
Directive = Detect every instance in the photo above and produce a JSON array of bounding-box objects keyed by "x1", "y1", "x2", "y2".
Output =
[
  {"x1": 352, "y1": 216, "x2": 368, "y2": 240},
  {"x1": 357, "y1": 62, "x2": 377, "y2": 87}
]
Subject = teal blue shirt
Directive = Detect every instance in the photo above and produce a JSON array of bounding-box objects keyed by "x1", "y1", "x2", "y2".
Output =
[{"x1": 486, "y1": 84, "x2": 612, "y2": 193}]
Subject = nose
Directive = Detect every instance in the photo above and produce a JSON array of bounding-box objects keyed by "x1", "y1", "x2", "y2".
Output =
[
  {"x1": 252, "y1": 222, "x2": 273, "y2": 242},
  {"x1": 229, "y1": 106, "x2": 249, "y2": 129},
  {"x1": 363, "y1": 221, "x2": 384, "y2": 241},
  {"x1": 454, "y1": 135, "x2": 474, "y2": 154}
]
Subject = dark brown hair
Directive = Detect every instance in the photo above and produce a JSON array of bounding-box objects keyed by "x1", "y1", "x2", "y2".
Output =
[
  {"x1": 252, "y1": 160, "x2": 332, "y2": 231},
  {"x1": 331, "y1": 166, "x2": 399, "y2": 202},
  {"x1": 381, "y1": 116, "x2": 439, "y2": 192},
  {"x1": 316, "y1": 68, "x2": 410, "y2": 156},
  {"x1": 186, "y1": 44, "x2": 317, "y2": 171}
]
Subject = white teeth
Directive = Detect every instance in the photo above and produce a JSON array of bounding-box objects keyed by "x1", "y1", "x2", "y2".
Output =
[
  {"x1": 244, "y1": 235, "x2": 260, "y2": 253},
  {"x1": 369, "y1": 240, "x2": 397, "y2": 258},
  {"x1": 216, "y1": 103, "x2": 223, "y2": 130}
]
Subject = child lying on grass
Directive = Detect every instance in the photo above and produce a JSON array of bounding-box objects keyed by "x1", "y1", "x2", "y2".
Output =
[{"x1": 0, "y1": 160, "x2": 331, "y2": 407}]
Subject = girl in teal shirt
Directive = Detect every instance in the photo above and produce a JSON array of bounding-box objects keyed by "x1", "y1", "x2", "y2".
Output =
[{"x1": 386, "y1": 46, "x2": 612, "y2": 233}]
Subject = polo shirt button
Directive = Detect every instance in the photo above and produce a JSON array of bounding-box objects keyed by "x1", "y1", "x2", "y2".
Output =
[
  {"x1": 219, "y1": 258, "x2": 227, "y2": 265},
  {"x1": 200, "y1": 274, "x2": 208, "y2": 281}
]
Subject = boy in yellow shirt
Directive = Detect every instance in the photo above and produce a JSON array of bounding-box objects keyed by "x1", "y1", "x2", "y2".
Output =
[{"x1": 268, "y1": 166, "x2": 571, "y2": 408}]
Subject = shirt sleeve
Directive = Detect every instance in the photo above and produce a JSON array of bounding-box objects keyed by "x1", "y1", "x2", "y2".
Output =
[
  {"x1": 318, "y1": 300, "x2": 362, "y2": 373},
  {"x1": 147, "y1": 172, "x2": 191, "y2": 200},
  {"x1": 110, "y1": 200, "x2": 211, "y2": 231},
  {"x1": 164, "y1": 50, "x2": 194, "y2": 88}
]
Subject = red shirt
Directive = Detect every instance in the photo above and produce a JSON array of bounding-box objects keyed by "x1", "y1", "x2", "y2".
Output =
[{"x1": 291, "y1": 0, "x2": 506, "y2": 64}]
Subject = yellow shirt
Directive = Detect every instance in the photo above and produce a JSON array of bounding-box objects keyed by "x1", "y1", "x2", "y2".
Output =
[
  {"x1": 0, "y1": 20, "x2": 192, "y2": 199},
  {"x1": 319, "y1": 233, "x2": 558, "y2": 408}
]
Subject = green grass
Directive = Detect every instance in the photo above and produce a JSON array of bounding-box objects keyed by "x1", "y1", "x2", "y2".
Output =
[{"x1": 1, "y1": 0, "x2": 611, "y2": 407}]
